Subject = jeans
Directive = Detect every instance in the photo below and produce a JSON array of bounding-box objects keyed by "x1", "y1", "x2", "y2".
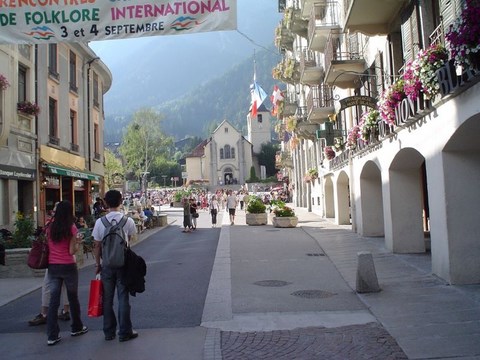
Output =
[
  {"x1": 47, "y1": 264, "x2": 83, "y2": 340},
  {"x1": 102, "y1": 266, "x2": 132, "y2": 338},
  {"x1": 211, "y1": 209, "x2": 218, "y2": 224}
]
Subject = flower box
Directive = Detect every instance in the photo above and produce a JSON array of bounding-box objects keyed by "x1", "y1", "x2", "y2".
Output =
[
  {"x1": 245, "y1": 213, "x2": 268, "y2": 226},
  {"x1": 272, "y1": 216, "x2": 298, "y2": 228}
]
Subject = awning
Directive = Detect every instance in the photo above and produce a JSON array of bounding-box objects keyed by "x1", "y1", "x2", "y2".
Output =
[{"x1": 44, "y1": 164, "x2": 101, "y2": 181}]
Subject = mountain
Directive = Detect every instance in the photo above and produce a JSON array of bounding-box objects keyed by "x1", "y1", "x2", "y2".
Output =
[
  {"x1": 104, "y1": 49, "x2": 282, "y2": 142},
  {"x1": 90, "y1": 1, "x2": 283, "y2": 141},
  {"x1": 90, "y1": 0, "x2": 282, "y2": 115}
]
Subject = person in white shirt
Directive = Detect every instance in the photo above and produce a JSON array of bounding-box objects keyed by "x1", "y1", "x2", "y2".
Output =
[
  {"x1": 226, "y1": 190, "x2": 238, "y2": 225},
  {"x1": 209, "y1": 195, "x2": 220, "y2": 227}
]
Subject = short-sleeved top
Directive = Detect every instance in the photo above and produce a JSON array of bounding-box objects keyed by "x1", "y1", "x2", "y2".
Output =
[
  {"x1": 48, "y1": 224, "x2": 78, "y2": 265},
  {"x1": 92, "y1": 211, "x2": 137, "y2": 245},
  {"x1": 226, "y1": 194, "x2": 237, "y2": 209}
]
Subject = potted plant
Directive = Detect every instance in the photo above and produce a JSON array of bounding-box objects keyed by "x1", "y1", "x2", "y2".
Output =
[
  {"x1": 272, "y1": 204, "x2": 298, "y2": 228},
  {"x1": 17, "y1": 101, "x2": 40, "y2": 116},
  {"x1": 445, "y1": 0, "x2": 480, "y2": 69},
  {"x1": 245, "y1": 196, "x2": 267, "y2": 226},
  {"x1": 0, "y1": 74, "x2": 10, "y2": 91},
  {"x1": 378, "y1": 79, "x2": 405, "y2": 125},
  {"x1": 347, "y1": 125, "x2": 361, "y2": 150},
  {"x1": 360, "y1": 109, "x2": 380, "y2": 144},
  {"x1": 324, "y1": 146, "x2": 336, "y2": 160}
]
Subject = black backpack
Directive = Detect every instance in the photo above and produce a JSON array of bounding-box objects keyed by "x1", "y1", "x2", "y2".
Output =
[{"x1": 101, "y1": 216, "x2": 128, "y2": 268}]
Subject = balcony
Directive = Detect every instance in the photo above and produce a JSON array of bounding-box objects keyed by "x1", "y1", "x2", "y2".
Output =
[
  {"x1": 300, "y1": 49, "x2": 324, "y2": 85},
  {"x1": 343, "y1": 0, "x2": 408, "y2": 35},
  {"x1": 273, "y1": 57, "x2": 301, "y2": 85},
  {"x1": 276, "y1": 151, "x2": 294, "y2": 169},
  {"x1": 282, "y1": 90, "x2": 298, "y2": 117},
  {"x1": 295, "y1": 119, "x2": 319, "y2": 141},
  {"x1": 324, "y1": 33, "x2": 366, "y2": 89},
  {"x1": 285, "y1": 7, "x2": 308, "y2": 38},
  {"x1": 306, "y1": 85, "x2": 335, "y2": 124},
  {"x1": 308, "y1": 1, "x2": 341, "y2": 52},
  {"x1": 300, "y1": 0, "x2": 317, "y2": 18},
  {"x1": 275, "y1": 22, "x2": 295, "y2": 51}
]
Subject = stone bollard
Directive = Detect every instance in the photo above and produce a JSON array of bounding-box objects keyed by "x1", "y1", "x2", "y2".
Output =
[{"x1": 356, "y1": 251, "x2": 381, "y2": 293}]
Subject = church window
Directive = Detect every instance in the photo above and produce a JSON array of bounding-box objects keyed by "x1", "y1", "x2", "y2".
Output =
[
  {"x1": 231, "y1": 147, "x2": 235, "y2": 159},
  {"x1": 224, "y1": 145, "x2": 231, "y2": 159},
  {"x1": 224, "y1": 127, "x2": 228, "y2": 133},
  {"x1": 257, "y1": 114, "x2": 263, "y2": 123},
  {"x1": 220, "y1": 148, "x2": 224, "y2": 159}
]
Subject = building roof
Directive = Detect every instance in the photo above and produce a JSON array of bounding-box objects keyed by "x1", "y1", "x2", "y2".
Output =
[{"x1": 187, "y1": 138, "x2": 209, "y2": 157}]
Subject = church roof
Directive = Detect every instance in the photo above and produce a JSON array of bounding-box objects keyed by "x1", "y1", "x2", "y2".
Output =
[{"x1": 187, "y1": 138, "x2": 209, "y2": 157}]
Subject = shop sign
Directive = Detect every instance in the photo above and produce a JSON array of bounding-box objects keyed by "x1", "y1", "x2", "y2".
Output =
[
  {"x1": 436, "y1": 58, "x2": 480, "y2": 97},
  {"x1": 339, "y1": 96, "x2": 377, "y2": 111},
  {"x1": 45, "y1": 164, "x2": 100, "y2": 181},
  {"x1": 0, "y1": 165, "x2": 35, "y2": 180}
]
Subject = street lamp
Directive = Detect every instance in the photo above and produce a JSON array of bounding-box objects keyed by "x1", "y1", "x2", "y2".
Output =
[{"x1": 162, "y1": 175, "x2": 167, "y2": 188}]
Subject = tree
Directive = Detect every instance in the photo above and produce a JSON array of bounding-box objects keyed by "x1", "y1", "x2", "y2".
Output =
[
  {"x1": 104, "y1": 149, "x2": 124, "y2": 190},
  {"x1": 119, "y1": 108, "x2": 173, "y2": 192},
  {"x1": 257, "y1": 142, "x2": 280, "y2": 177}
]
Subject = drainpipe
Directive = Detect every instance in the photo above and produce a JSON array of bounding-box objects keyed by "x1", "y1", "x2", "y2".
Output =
[{"x1": 85, "y1": 57, "x2": 99, "y2": 172}]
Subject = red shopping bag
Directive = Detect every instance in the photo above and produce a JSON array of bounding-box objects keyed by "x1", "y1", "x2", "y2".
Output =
[{"x1": 88, "y1": 276, "x2": 103, "y2": 317}]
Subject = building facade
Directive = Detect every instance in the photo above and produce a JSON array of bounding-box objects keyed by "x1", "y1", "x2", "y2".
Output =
[
  {"x1": 0, "y1": 43, "x2": 111, "y2": 228},
  {"x1": 273, "y1": 0, "x2": 479, "y2": 284},
  {"x1": 185, "y1": 119, "x2": 255, "y2": 187}
]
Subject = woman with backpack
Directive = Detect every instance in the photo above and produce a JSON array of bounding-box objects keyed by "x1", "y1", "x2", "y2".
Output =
[{"x1": 46, "y1": 200, "x2": 88, "y2": 346}]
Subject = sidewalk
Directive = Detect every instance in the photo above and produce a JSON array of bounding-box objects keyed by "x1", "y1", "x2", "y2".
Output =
[
  {"x1": 1, "y1": 207, "x2": 480, "y2": 359},
  {"x1": 202, "y1": 207, "x2": 480, "y2": 359}
]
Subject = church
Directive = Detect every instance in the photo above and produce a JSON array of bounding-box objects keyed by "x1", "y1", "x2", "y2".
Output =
[{"x1": 184, "y1": 81, "x2": 272, "y2": 189}]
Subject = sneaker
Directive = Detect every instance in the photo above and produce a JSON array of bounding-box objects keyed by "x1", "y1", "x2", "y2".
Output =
[
  {"x1": 47, "y1": 337, "x2": 61, "y2": 346},
  {"x1": 71, "y1": 326, "x2": 89, "y2": 337},
  {"x1": 119, "y1": 330, "x2": 138, "y2": 342},
  {"x1": 58, "y1": 310, "x2": 70, "y2": 321},
  {"x1": 29, "y1": 313, "x2": 47, "y2": 326}
]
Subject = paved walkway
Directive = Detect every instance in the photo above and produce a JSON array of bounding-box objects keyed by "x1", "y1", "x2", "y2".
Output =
[{"x1": 1, "y1": 206, "x2": 480, "y2": 359}]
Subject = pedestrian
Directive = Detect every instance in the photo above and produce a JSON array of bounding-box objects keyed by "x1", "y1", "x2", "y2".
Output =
[
  {"x1": 226, "y1": 190, "x2": 238, "y2": 225},
  {"x1": 182, "y1": 197, "x2": 192, "y2": 232},
  {"x1": 92, "y1": 190, "x2": 138, "y2": 342},
  {"x1": 190, "y1": 198, "x2": 198, "y2": 230},
  {"x1": 209, "y1": 195, "x2": 220, "y2": 227},
  {"x1": 46, "y1": 200, "x2": 88, "y2": 346},
  {"x1": 238, "y1": 191, "x2": 245, "y2": 210}
]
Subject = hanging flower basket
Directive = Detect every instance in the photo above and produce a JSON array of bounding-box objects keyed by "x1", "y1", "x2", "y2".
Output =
[
  {"x1": 17, "y1": 101, "x2": 40, "y2": 116},
  {"x1": 0, "y1": 74, "x2": 10, "y2": 91},
  {"x1": 324, "y1": 146, "x2": 336, "y2": 160},
  {"x1": 378, "y1": 79, "x2": 405, "y2": 125},
  {"x1": 445, "y1": 0, "x2": 480, "y2": 68}
]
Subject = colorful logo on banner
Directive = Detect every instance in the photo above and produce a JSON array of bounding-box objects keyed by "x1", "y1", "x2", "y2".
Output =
[{"x1": 0, "y1": 0, "x2": 237, "y2": 44}]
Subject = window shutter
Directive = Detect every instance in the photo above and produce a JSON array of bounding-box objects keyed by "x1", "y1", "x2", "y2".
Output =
[
  {"x1": 401, "y1": 1, "x2": 421, "y2": 64},
  {"x1": 440, "y1": 0, "x2": 465, "y2": 29}
]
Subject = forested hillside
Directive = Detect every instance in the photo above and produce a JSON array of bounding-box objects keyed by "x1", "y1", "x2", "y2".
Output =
[{"x1": 104, "y1": 48, "x2": 282, "y2": 142}]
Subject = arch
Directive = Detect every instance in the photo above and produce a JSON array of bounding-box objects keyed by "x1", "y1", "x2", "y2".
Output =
[
  {"x1": 223, "y1": 166, "x2": 234, "y2": 185},
  {"x1": 324, "y1": 176, "x2": 335, "y2": 218},
  {"x1": 359, "y1": 161, "x2": 384, "y2": 236},
  {"x1": 438, "y1": 114, "x2": 480, "y2": 284},
  {"x1": 388, "y1": 148, "x2": 426, "y2": 253},
  {"x1": 336, "y1": 171, "x2": 350, "y2": 225}
]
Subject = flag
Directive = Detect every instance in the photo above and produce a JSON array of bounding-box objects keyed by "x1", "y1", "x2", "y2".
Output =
[
  {"x1": 250, "y1": 81, "x2": 267, "y2": 118},
  {"x1": 270, "y1": 85, "x2": 284, "y2": 116}
]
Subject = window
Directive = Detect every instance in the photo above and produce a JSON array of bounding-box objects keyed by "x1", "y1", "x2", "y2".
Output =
[
  {"x1": 224, "y1": 127, "x2": 228, "y2": 133},
  {"x1": 48, "y1": 98, "x2": 57, "y2": 138},
  {"x1": 69, "y1": 50, "x2": 77, "y2": 92},
  {"x1": 224, "y1": 145, "x2": 231, "y2": 159},
  {"x1": 70, "y1": 110, "x2": 78, "y2": 151},
  {"x1": 48, "y1": 44, "x2": 58, "y2": 78},
  {"x1": 231, "y1": 147, "x2": 235, "y2": 159},
  {"x1": 220, "y1": 148, "x2": 224, "y2": 159},
  {"x1": 257, "y1": 114, "x2": 263, "y2": 123},
  {"x1": 18, "y1": 65, "x2": 27, "y2": 103},
  {"x1": 93, "y1": 72, "x2": 99, "y2": 107},
  {"x1": 94, "y1": 123, "x2": 99, "y2": 155}
]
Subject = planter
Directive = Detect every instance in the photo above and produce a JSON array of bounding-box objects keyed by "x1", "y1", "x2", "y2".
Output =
[
  {"x1": 272, "y1": 216, "x2": 298, "y2": 228},
  {"x1": 0, "y1": 248, "x2": 45, "y2": 278},
  {"x1": 245, "y1": 213, "x2": 268, "y2": 226}
]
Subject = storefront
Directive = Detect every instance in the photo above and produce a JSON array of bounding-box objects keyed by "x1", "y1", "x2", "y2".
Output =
[
  {"x1": 41, "y1": 163, "x2": 101, "y2": 223},
  {"x1": 0, "y1": 164, "x2": 36, "y2": 228}
]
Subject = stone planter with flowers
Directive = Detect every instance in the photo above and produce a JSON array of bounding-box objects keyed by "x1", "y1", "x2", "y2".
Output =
[
  {"x1": 245, "y1": 196, "x2": 267, "y2": 226},
  {"x1": 272, "y1": 204, "x2": 298, "y2": 228}
]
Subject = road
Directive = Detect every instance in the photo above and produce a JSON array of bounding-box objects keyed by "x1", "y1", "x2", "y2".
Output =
[{"x1": 0, "y1": 207, "x2": 220, "y2": 335}]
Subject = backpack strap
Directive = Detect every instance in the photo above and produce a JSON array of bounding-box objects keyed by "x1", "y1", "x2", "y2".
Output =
[{"x1": 100, "y1": 216, "x2": 111, "y2": 229}]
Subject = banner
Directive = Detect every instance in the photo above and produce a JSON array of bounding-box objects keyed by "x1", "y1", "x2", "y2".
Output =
[{"x1": 0, "y1": 0, "x2": 237, "y2": 44}]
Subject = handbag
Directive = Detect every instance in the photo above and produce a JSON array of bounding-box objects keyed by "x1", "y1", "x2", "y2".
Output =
[
  {"x1": 88, "y1": 275, "x2": 103, "y2": 317},
  {"x1": 27, "y1": 227, "x2": 49, "y2": 269},
  {"x1": 193, "y1": 213, "x2": 199, "y2": 218}
]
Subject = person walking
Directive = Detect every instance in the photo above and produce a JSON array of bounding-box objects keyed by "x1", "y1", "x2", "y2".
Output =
[
  {"x1": 92, "y1": 190, "x2": 138, "y2": 342},
  {"x1": 182, "y1": 197, "x2": 192, "y2": 232},
  {"x1": 226, "y1": 190, "x2": 238, "y2": 225},
  {"x1": 209, "y1": 195, "x2": 220, "y2": 227},
  {"x1": 190, "y1": 198, "x2": 198, "y2": 230},
  {"x1": 46, "y1": 200, "x2": 88, "y2": 346}
]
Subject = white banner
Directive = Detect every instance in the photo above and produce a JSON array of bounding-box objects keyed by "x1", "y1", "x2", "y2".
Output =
[{"x1": 0, "y1": 0, "x2": 237, "y2": 44}]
